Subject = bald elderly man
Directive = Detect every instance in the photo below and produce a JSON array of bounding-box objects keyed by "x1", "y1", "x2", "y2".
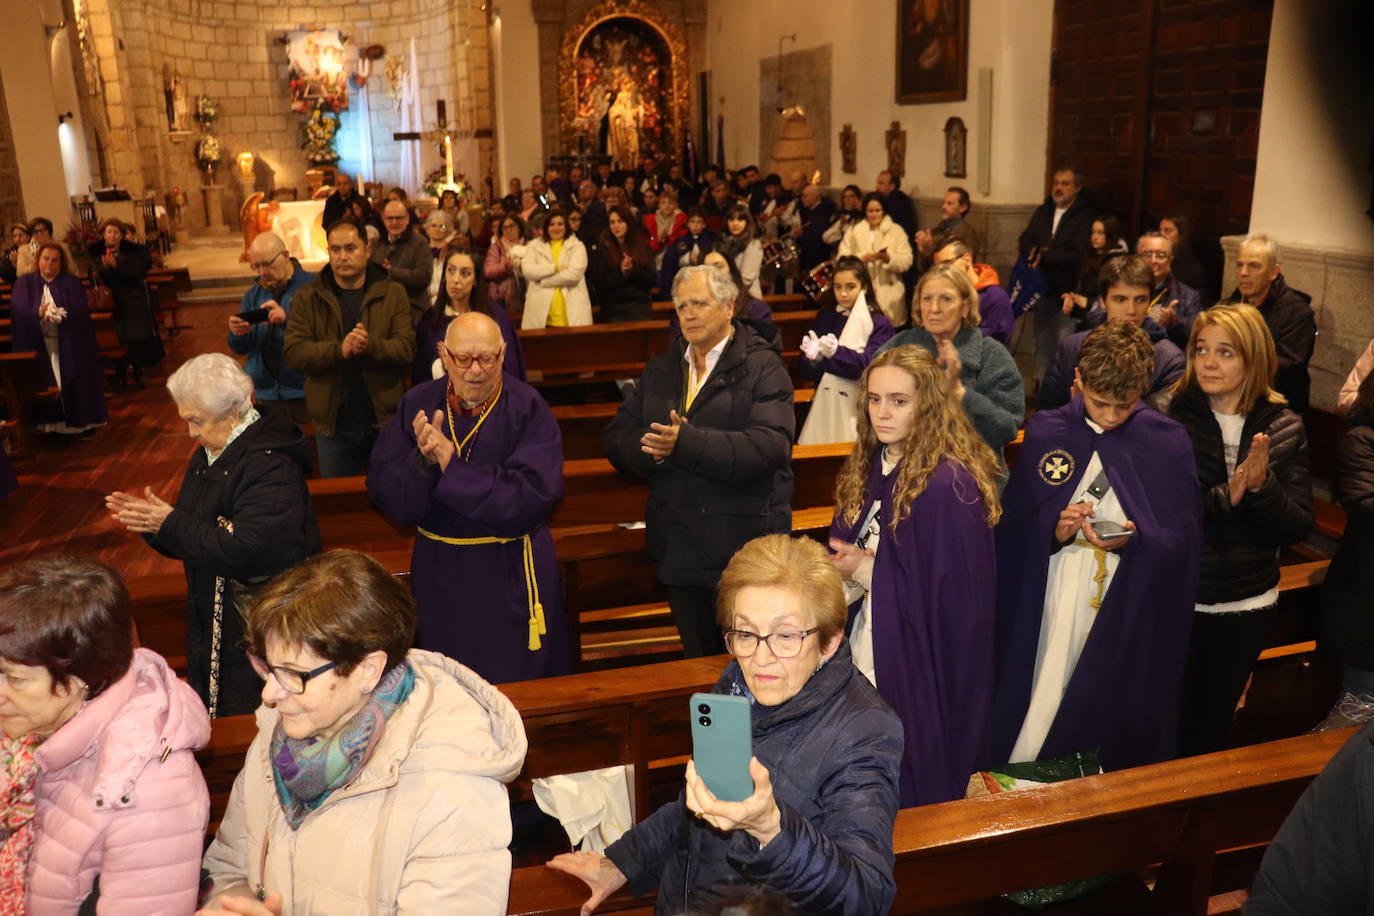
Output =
[
  {"x1": 368, "y1": 312, "x2": 571, "y2": 683},
  {"x1": 228, "y1": 231, "x2": 314, "y2": 423}
]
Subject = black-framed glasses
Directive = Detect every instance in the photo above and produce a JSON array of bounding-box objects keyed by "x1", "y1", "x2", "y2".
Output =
[
  {"x1": 249, "y1": 249, "x2": 285, "y2": 271},
  {"x1": 247, "y1": 653, "x2": 339, "y2": 694},
  {"x1": 723, "y1": 628, "x2": 819, "y2": 659}
]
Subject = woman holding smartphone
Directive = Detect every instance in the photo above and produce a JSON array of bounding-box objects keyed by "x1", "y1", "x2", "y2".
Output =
[
  {"x1": 1168, "y1": 303, "x2": 1313, "y2": 756},
  {"x1": 548, "y1": 535, "x2": 902, "y2": 915}
]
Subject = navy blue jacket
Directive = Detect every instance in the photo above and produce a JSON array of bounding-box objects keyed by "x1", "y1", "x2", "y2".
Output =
[
  {"x1": 1037, "y1": 328, "x2": 1185, "y2": 411},
  {"x1": 228, "y1": 261, "x2": 314, "y2": 401},
  {"x1": 605, "y1": 641, "x2": 902, "y2": 915}
]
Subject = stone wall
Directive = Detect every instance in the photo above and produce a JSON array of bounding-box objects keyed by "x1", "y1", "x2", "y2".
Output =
[
  {"x1": 1221, "y1": 236, "x2": 1374, "y2": 413},
  {"x1": 0, "y1": 69, "x2": 24, "y2": 228},
  {"x1": 82, "y1": 0, "x2": 493, "y2": 231}
]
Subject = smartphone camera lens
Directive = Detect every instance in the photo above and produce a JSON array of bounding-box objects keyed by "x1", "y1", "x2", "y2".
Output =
[
  {"x1": 698, "y1": 715, "x2": 711, "y2": 727},
  {"x1": 697, "y1": 703, "x2": 711, "y2": 715}
]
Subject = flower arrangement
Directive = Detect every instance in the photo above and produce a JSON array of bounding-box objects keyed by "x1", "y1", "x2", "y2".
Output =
[
  {"x1": 193, "y1": 94, "x2": 218, "y2": 126},
  {"x1": 63, "y1": 221, "x2": 101, "y2": 271},
  {"x1": 299, "y1": 102, "x2": 341, "y2": 165},
  {"x1": 421, "y1": 166, "x2": 470, "y2": 202},
  {"x1": 195, "y1": 135, "x2": 222, "y2": 170}
]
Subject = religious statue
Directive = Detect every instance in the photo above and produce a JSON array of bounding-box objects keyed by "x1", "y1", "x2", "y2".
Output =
[
  {"x1": 840, "y1": 123, "x2": 857, "y2": 174},
  {"x1": 885, "y1": 120, "x2": 907, "y2": 178},
  {"x1": 164, "y1": 66, "x2": 189, "y2": 133},
  {"x1": 943, "y1": 116, "x2": 967, "y2": 178},
  {"x1": 608, "y1": 79, "x2": 642, "y2": 171}
]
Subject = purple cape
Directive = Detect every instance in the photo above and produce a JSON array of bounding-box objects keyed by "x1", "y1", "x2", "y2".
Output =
[
  {"x1": 987, "y1": 397, "x2": 1200, "y2": 770},
  {"x1": 830, "y1": 454, "x2": 997, "y2": 806},
  {"x1": 367, "y1": 376, "x2": 570, "y2": 683},
  {"x1": 10, "y1": 273, "x2": 108, "y2": 428},
  {"x1": 412, "y1": 303, "x2": 525, "y2": 384}
]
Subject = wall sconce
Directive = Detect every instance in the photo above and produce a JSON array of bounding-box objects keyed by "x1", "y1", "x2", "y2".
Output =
[
  {"x1": 57, "y1": 111, "x2": 74, "y2": 125},
  {"x1": 237, "y1": 151, "x2": 255, "y2": 180}
]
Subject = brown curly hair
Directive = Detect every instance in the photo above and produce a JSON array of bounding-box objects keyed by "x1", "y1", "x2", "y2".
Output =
[
  {"x1": 834, "y1": 345, "x2": 1003, "y2": 533},
  {"x1": 1077, "y1": 320, "x2": 1154, "y2": 401}
]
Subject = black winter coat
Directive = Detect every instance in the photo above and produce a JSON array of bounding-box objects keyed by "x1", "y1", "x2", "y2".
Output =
[
  {"x1": 1017, "y1": 195, "x2": 1096, "y2": 298},
  {"x1": 147, "y1": 408, "x2": 321, "y2": 716},
  {"x1": 603, "y1": 321, "x2": 794, "y2": 587},
  {"x1": 605, "y1": 641, "x2": 902, "y2": 915},
  {"x1": 1227, "y1": 275, "x2": 1316, "y2": 413},
  {"x1": 586, "y1": 243, "x2": 656, "y2": 322},
  {"x1": 89, "y1": 238, "x2": 160, "y2": 355},
  {"x1": 1169, "y1": 384, "x2": 1313, "y2": 604},
  {"x1": 1321, "y1": 417, "x2": 1374, "y2": 669},
  {"x1": 1246, "y1": 721, "x2": 1374, "y2": 915}
]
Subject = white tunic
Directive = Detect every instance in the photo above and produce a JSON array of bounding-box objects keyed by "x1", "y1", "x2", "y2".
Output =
[
  {"x1": 1009, "y1": 426, "x2": 1127, "y2": 763},
  {"x1": 846, "y1": 448, "x2": 900, "y2": 688}
]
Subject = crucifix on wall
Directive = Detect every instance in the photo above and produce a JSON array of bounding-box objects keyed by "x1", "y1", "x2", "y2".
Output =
[{"x1": 394, "y1": 99, "x2": 459, "y2": 193}]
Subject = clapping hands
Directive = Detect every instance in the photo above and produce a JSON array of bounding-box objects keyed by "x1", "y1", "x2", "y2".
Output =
[
  {"x1": 1229, "y1": 432, "x2": 1271, "y2": 506},
  {"x1": 413, "y1": 409, "x2": 456, "y2": 472}
]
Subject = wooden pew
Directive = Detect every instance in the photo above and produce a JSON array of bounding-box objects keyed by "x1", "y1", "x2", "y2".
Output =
[
  {"x1": 505, "y1": 726, "x2": 1356, "y2": 916},
  {"x1": 649, "y1": 291, "x2": 814, "y2": 315},
  {"x1": 518, "y1": 311, "x2": 817, "y2": 385},
  {"x1": 0, "y1": 350, "x2": 54, "y2": 458},
  {"x1": 196, "y1": 655, "x2": 729, "y2": 834}
]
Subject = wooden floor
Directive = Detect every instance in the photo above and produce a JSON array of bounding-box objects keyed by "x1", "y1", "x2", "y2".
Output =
[{"x1": 2, "y1": 297, "x2": 242, "y2": 576}]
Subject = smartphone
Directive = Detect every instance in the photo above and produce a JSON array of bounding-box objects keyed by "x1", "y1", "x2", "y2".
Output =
[
  {"x1": 690, "y1": 693, "x2": 753, "y2": 802},
  {"x1": 240, "y1": 307, "x2": 272, "y2": 324},
  {"x1": 1090, "y1": 519, "x2": 1134, "y2": 539}
]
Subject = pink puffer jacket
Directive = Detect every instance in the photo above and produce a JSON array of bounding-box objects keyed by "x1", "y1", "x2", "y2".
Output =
[{"x1": 27, "y1": 648, "x2": 211, "y2": 915}]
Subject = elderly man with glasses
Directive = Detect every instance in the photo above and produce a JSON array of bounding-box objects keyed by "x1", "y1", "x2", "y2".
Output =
[
  {"x1": 371, "y1": 198, "x2": 435, "y2": 325},
  {"x1": 228, "y1": 231, "x2": 314, "y2": 424},
  {"x1": 368, "y1": 311, "x2": 571, "y2": 683},
  {"x1": 1134, "y1": 230, "x2": 1203, "y2": 349},
  {"x1": 604, "y1": 264, "x2": 795, "y2": 657}
]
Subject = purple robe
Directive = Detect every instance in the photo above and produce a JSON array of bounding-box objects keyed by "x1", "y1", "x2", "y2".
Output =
[
  {"x1": 412, "y1": 303, "x2": 525, "y2": 385},
  {"x1": 830, "y1": 454, "x2": 996, "y2": 807},
  {"x1": 367, "y1": 376, "x2": 571, "y2": 683},
  {"x1": 798, "y1": 305, "x2": 896, "y2": 382},
  {"x1": 10, "y1": 273, "x2": 108, "y2": 428},
  {"x1": 987, "y1": 397, "x2": 1200, "y2": 771}
]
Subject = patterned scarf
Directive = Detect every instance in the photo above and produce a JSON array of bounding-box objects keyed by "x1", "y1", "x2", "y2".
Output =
[
  {"x1": 0, "y1": 734, "x2": 43, "y2": 916},
  {"x1": 269, "y1": 661, "x2": 415, "y2": 830}
]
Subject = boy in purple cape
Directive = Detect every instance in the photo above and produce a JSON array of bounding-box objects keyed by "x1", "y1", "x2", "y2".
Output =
[
  {"x1": 829, "y1": 345, "x2": 1004, "y2": 807},
  {"x1": 988, "y1": 320, "x2": 1200, "y2": 772},
  {"x1": 367, "y1": 311, "x2": 571, "y2": 683}
]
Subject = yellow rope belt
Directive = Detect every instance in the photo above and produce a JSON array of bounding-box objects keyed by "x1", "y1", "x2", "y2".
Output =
[
  {"x1": 416, "y1": 528, "x2": 547, "y2": 651},
  {"x1": 1072, "y1": 537, "x2": 1109, "y2": 614}
]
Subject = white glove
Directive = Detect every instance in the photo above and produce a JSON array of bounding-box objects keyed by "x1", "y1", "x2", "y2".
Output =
[
  {"x1": 818, "y1": 333, "x2": 840, "y2": 359},
  {"x1": 800, "y1": 330, "x2": 822, "y2": 362}
]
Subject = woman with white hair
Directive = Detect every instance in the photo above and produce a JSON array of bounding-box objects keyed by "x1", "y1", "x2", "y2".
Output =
[{"x1": 106, "y1": 353, "x2": 320, "y2": 716}]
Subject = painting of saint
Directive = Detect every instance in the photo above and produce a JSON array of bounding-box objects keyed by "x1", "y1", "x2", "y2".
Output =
[
  {"x1": 570, "y1": 19, "x2": 672, "y2": 162},
  {"x1": 896, "y1": 0, "x2": 968, "y2": 104}
]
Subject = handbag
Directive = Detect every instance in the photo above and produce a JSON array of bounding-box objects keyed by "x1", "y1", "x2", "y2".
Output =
[
  {"x1": 1007, "y1": 254, "x2": 1050, "y2": 318},
  {"x1": 86, "y1": 283, "x2": 114, "y2": 314}
]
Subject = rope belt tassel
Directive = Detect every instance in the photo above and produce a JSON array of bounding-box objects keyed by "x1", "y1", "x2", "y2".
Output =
[
  {"x1": 417, "y1": 528, "x2": 546, "y2": 651},
  {"x1": 1072, "y1": 537, "x2": 1110, "y2": 614}
]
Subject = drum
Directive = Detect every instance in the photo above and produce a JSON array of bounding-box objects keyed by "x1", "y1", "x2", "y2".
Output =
[
  {"x1": 761, "y1": 237, "x2": 799, "y2": 271},
  {"x1": 801, "y1": 260, "x2": 835, "y2": 301}
]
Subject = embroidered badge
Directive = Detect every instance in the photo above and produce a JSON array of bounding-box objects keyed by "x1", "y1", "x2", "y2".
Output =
[{"x1": 1039, "y1": 449, "x2": 1075, "y2": 485}]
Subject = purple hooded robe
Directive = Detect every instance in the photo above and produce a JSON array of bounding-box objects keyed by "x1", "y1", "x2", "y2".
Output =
[
  {"x1": 987, "y1": 397, "x2": 1200, "y2": 771},
  {"x1": 10, "y1": 272, "x2": 108, "y2": 429},
  {"x1": 830, "y1": 453, "x2": 997, "y2": 807},
  {"x1": 367, "y1": 375, "x2": 571, "y2": 683}
]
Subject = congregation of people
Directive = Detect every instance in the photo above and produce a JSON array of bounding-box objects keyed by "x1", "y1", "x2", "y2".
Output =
[{"x1": 9, "y1": 152, "x2": 1372, "y2": 915}]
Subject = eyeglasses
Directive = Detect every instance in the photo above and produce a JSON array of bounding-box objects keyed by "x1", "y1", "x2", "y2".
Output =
[
  {"x1": 1141, "y1": 250, "x2": 1172, "y2": 260},
  {"x1": 724, "y1": 628, "x2": 818, "y2": 659},
  {"x1": 248, "y1": 653, "x2": 340, "y2": 694},
  {"x1": 249, "y1": 250, "x2": 285, "y2": 271},
  {"x1": 443, "y1": 344, "x2": 502, "y2": 369}
]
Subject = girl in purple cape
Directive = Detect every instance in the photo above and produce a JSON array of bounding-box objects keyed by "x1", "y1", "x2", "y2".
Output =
[{"x1": 828, "y1": 345, "x2": 1002, "y2": 806}]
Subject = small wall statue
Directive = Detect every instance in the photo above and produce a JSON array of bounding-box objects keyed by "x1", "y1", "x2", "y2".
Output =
[
  {"x1": 885, "y1": 120, "x2": 906, "y2": 178},
  {"x1": 839, "y1": 123, "x2": 856, "y2": 174}
]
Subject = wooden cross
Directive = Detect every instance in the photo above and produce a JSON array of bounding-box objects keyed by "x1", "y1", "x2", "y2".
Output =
[{"x1": 394, "y1": 100, "x2": 458, "y2": 191}]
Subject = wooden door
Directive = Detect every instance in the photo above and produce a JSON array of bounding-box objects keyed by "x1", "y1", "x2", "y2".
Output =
[{"x1": 1049, "y1": 0, "x2": 1273, "y2": 246}]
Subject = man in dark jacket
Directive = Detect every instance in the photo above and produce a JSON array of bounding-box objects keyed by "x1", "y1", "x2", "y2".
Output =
[
  {"x1": 371, "y1": 199, "x2": 433, "y2": 325},
  {"x1": 790, "y1": 183, "x2": 837, "y2": 274},
  {"x1": 321, "y1": 171, "x2": 357, "y2": 228},
  {"x1": 604, "y1": 264, "x2": 795, "y2": 657},
  {"x1": 1246, "y1": 723, "x2": 1374, "y2": 914},
  {"x1": 1019, "y1": 167, "x2": 1097, "y2": 378},
  {"x1": 1227, "y1": 234, "x2": 1316, "y2": 413},
  {"x1": 1138, "y1": 230, "x2": 1203, "y2": 349},
  {"x1": 285, "y1": 220, "x2": 415, "y2": 477},
  {"x1": 228, "y1": 231, "x2": 313, "y2": 424}
]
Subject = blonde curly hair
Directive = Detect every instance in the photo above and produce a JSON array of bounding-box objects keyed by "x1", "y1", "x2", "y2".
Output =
[{"x1": 834, "y1": 345, "x2": 1003, "y2": 533}]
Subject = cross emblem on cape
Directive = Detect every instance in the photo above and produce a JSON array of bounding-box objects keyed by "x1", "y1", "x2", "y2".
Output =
[{"x1": 1044, "y1": 456, "x2": 1070, "y2": 481}]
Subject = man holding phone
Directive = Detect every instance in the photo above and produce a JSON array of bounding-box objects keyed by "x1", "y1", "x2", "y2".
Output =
[
  {"x1": 988, "y1": 320, "x2": 1201, "y2": 773},
  {"x1": 228, "y1": 232, "x2": 313, "y2": 424}
]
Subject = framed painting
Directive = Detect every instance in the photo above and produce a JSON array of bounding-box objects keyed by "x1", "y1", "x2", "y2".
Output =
[{"x1": 896, "y1": 0, "x2": 969, "y2": 104}]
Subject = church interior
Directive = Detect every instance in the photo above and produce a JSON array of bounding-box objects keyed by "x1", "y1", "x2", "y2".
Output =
[{"x1": 2, "y1": 0, "x2": 1374, "y2": 912}]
